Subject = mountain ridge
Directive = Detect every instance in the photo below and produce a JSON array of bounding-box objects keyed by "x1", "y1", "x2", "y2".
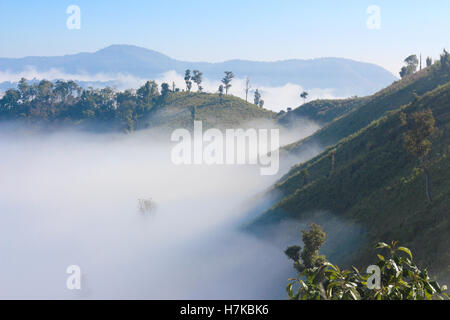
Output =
[
  {"x1": 249, "y1": 60, "x2": 450, "y2": 282},
  {"x1": 0, "y1": 44, "x2": 397, "y2": 97}
]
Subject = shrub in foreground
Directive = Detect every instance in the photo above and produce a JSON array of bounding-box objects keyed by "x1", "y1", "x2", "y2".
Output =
[{"x1": 286, "y1": 225, "x2": 448, "y2": 300}]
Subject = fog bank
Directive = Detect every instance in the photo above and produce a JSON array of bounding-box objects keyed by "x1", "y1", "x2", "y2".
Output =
[{"x1": 0, "y1": 121, "x2": 324, "y2": 299}]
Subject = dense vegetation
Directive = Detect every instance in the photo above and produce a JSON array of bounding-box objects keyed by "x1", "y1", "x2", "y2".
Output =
[
  {"x1": 285, "y1": 225, "x2": 448, "y2": 300},
  {"x1": 253, "y1": 54, "x2": 450, "y2": 284},
  {"x1": 284, "y1": 52, "x2": 450, "y2": 155},
  {"x1": 0, "y1": 77, "x2": 275, "y2": 132}
]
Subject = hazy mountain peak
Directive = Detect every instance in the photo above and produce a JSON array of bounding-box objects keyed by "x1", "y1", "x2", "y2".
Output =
[
  {"x1": 95, "y1": 44, "x2": 171, "y2": 58},
  {"x1": 0, "y1": 44, "x2": 397, "y2": 97}
]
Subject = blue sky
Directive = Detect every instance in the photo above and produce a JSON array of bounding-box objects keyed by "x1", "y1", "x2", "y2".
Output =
[{"x1": 0, "y1": 0, "x2": 449, "y2": 74}]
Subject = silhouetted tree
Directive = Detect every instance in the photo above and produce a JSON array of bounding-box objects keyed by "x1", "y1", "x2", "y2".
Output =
[
  {"x1": 300, "y1": 91, "x2": 309, "y2": 104},
  {"x1": 440, "y1": 49, "x2": 450, "y2": 71},
  {"x1": 160, "y1": 83, "x2": 170, "y2": 99},
  {"x1": 254, "y1": 89, "x2": 261, "y2": 106},
  {"x1": 222, "y1": 71, "x2": 234, "y2": 94},
  {"x1": 400, "y1": 54, "x2": 419, "y2": 78},
  {"x1": 184, "y1": 70, "x2": 192, "y2": 92},
  {"x1": 192, "y1": 70, "x2": 203, "y2": 92},
  {"x1": 218, "y1": 85, "x2": 224, "y2": 103}
]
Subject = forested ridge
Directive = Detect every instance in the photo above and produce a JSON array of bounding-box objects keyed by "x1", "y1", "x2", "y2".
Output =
[
  {"x1": 252, "y1": 52, "x2": 450, "y2": 283},
  {"x1": 0, "y1": 74, "x2": 275, "y2": 132}
]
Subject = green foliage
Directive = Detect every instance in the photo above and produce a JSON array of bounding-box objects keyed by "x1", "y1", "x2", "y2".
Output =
[
  {"x1": 287, "y1": 238, "x2": 449, "y2": 300},
  {"x1": 254, "y1": 89, "x2": 261, "y2": 106},
  {"x1": 218, "y1": 85, "x2": 224, "y2": 103},
  {"x1": 403, "y1": 109, "x2": 437, "y2": 203},
  {"x1": 254, "y1": 80, "x2": 450, "y2": 283},
  {"x1": 400, "y1": 54, "x2": 419, "y2": 78},
  {"x1": 222, "y1": 71, "x2": 234, "y2": 94},
  {"x1": 440, "y1": 49, "x2": 450, "y2": 71},
  {"x1": 184, "y1": 69, "x2": 193, "y2": 92},
  {"x1": 403, "y1": 109, "x2": 436, "y2": 159},
  {"x1": 284, "y1": 58, "x2": 449, "y2": 155},
  {"x1": 160, "y1": 82, "x2": 170, "y2": 98},
  {"x1": 192, "y1": 70, "x2": 203, "y2": 92},
  {"x1": 300, "y1": 223, "x2": 326, "y2": 269},
  {"x1": 137, "y1": 80, "x2": 159, "y2": 104},
  {"x1": 0, "y1": 77, "x2": 275, "y2": 132},
  {"x1": 284, "y1": 245, "x2": 301, "y2": 261},
  {"x1": 285, "y1": 224, "x2": 326, "y2": 273}
]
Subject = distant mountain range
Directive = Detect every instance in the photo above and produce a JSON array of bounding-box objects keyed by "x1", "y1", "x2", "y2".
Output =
[{"x1": 0, "y1": 45, "x2": 396, "y2": 96}]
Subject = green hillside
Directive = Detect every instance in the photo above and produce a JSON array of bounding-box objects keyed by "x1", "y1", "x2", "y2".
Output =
[
  {"x1": 146, "y1": 92, "x2": 276, "y2": 130},
  {"x1": 253, "y1": 80, "x2": 450, "y2": 281},
  {"x1": 277, "y1": 97, "x2": 368, "y2": 126},
  {"x1": 0, "y1": 79, "x2": 275, "y2": 132},
  {"x1": 284, "y1": 62, "x2": 450, "y2": 155}
]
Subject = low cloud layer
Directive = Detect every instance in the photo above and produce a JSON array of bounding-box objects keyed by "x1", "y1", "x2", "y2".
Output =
[
  {"x1": 158, "y1": 71, "x2": 342, "y2": 112},
  {"x1": 0, "y1": 68, "x2": 344, "y2": 112},
  {"x1": 0, "y1": 120, "x2": 324, "y2": 299}
]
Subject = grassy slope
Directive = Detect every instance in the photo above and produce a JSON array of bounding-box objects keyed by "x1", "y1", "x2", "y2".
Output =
[
  {"x1": 277, "y1": 97, "x2": 369, "y2": 126},
  {"x1": 146, "y1": 92, "x2": 276, "y2": 130},
  {"x1": 284, "y1": 64, "x2": 450, "y2": 155},
  {"x1": 253, "y1": 71, "x2": 450, "y2": 280}
]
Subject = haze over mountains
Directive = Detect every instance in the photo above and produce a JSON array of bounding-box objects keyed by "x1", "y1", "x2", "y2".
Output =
[
  {"x1": 1, "y1": 44, "x2": 449, "y2": 298},
  {"x1": 0, "y1": 45, "x2": 397, "y2": 101}
]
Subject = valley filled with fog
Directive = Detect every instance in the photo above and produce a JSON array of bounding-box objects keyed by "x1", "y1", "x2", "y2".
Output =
[
  {"x1": 0, "y1": 121, "x2": 329, "y2": 299},
  {"x1": 1, "y1": 0, "x2": 448, "y2": 303}
]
